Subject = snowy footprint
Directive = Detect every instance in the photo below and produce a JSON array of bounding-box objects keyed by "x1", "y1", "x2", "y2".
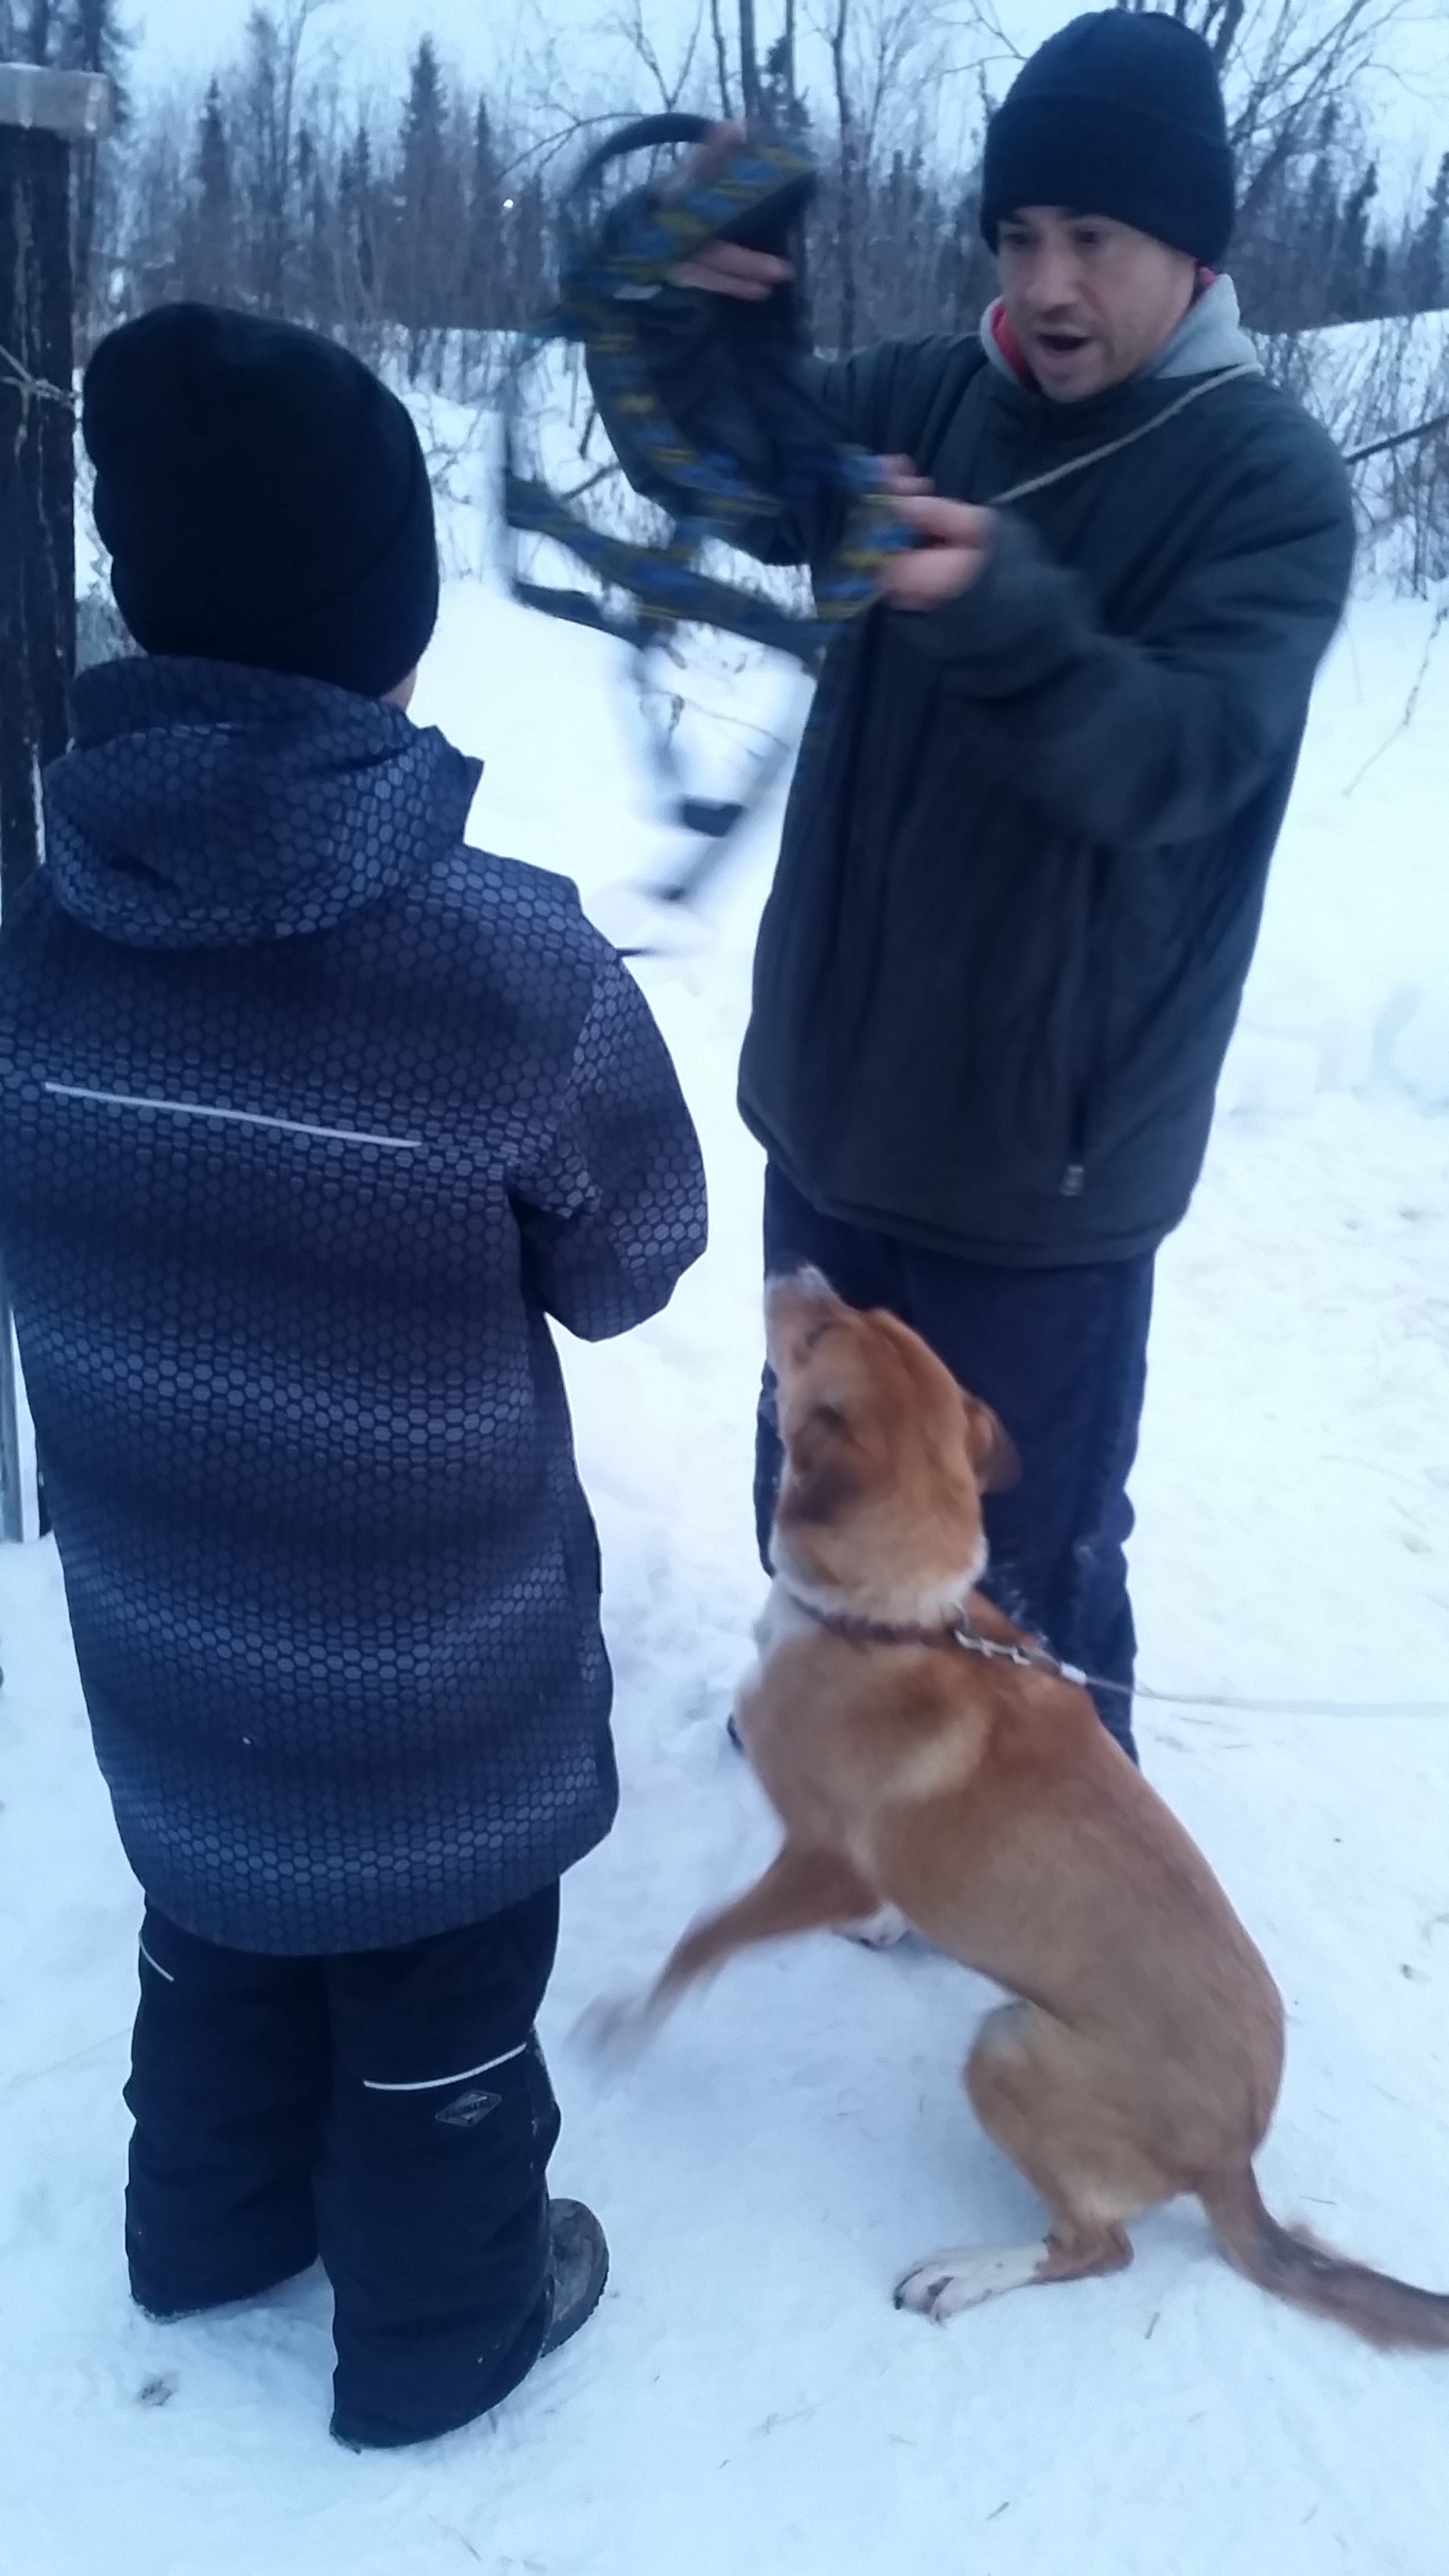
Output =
[{"x1": 893, "y1": 2241, "x2": 1049, "y2": 2323}]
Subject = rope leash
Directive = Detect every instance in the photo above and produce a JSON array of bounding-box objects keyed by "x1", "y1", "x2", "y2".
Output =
[
  {"x1": 975, "y1": 1634, "x2": 1449, "y2": 1724},
  {"x1": 988, "y1": 362, "x2": 1260, "y2": 506},
  {"x1": 1133, "y1": 1683, "x2": 1449, "y2": 1720}
]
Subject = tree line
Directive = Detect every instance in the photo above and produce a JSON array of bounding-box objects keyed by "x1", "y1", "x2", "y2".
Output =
[{"x1": 2, "y1": 0, "x2": 1446, "y2": 363}]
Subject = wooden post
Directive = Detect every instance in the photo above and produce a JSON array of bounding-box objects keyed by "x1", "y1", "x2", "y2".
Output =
[{"x1": 0, "y1": 64, "x2": 114, "y2": 1543}]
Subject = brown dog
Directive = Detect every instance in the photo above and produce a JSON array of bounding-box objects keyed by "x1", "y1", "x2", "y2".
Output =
[{"x1": 616, "y1": 1270, "x2": 1449, "y2": 2346}]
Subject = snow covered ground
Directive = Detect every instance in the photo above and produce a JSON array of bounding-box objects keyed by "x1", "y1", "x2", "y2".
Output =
[{"x1": 3, "y1": 532, "x2": 1448, "y2": 2574}]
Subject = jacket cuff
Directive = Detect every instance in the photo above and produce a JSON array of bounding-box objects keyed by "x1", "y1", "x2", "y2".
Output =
[{"x1": 889, "y1": 510, "x2": 1081, "y2": 692}]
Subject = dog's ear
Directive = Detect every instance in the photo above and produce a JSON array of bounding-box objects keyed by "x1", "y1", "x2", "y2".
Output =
[{"x1": 962, "y1": 1393, "x2": 1020, "y2": 1495}]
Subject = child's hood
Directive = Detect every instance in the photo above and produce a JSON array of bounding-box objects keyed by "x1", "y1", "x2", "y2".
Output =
[{"x1": 43, "y1": 654, "x2": 481, "y2": 950}]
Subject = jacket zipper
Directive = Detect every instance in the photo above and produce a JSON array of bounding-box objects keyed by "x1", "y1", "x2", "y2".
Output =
[{"x1": 1061, "y1": 850, "x2": 1113, "y2": 1199}]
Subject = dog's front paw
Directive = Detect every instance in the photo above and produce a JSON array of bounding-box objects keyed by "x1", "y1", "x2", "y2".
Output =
[{"x1": 893, "y1": 2241, "x2": 1046, "y2": 2323}]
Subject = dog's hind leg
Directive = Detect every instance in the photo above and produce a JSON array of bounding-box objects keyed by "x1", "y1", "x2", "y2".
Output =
[
  {"x1": 896, "y1": 2000, "x2": 1163, "y2": 2323},
  {"x1": 895, "y1": 2226, "x2": 1133, "y2": 2323}
]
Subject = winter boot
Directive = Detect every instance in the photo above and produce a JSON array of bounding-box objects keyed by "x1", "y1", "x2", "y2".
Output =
[{"x1": 539, "y1": 2198, "x2": 609, "y2": 2357}]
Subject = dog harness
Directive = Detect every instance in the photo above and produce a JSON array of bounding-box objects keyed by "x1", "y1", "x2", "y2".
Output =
[{"x1": 499, "y1": 114, "x2": 911, "y2": 886}]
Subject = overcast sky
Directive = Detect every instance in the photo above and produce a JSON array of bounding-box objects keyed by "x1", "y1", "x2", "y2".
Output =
[{"x1": 125, "y1": 0, "x2": 1446, "y2": 199}]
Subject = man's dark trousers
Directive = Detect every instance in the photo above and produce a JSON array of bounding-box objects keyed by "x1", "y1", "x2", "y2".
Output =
[
  {"x1": 125, "y1": 1884, "x2": 563, "y2": 2448},
  {"x1": 755, "y1": 1168, "x2": 1153, "y2": 1761}
]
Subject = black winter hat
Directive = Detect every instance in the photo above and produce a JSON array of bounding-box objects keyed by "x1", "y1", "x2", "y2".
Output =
[
  {"x1": 83, "y1": 305, "x2": 439, "y2": 698},
  {"x1": 979, "y1": 10, "x2": 1235, "y2": 268}
]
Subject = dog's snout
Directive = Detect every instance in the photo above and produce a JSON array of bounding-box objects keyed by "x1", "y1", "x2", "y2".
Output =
[
  {"x1": 764, "y1": 1264, "x2": 838, "y2": 1318},
  {"x1": 765, "y1": 1267, "x2": 843, "y2": 1371}
]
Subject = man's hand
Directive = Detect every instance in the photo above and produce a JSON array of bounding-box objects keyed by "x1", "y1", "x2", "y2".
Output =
[
  {"x1": 653, "y1": 133, "x2": 993, "y2": 609},
  {"x1": 881, "y1": 494, "x2": 996, "y2": 610},
  {"x1": 668, "y1": 240, "x2": 792, "y2": 299},
  {"x1": 663, "y1": 123, "x2": 792, "y2": 300}
]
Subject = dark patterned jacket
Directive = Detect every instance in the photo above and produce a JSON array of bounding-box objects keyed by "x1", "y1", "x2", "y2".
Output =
[{"x1": 0, "y1": 657, "x2": 706, "y2": 1953}]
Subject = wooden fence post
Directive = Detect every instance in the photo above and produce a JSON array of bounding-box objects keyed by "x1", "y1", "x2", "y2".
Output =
[{"x1": 0, "y1": 64, "x2": 114, "y2": 1543}]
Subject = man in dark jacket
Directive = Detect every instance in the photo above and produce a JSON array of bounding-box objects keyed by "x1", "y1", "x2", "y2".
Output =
[
  {"x1": 0, "y1": 307, "x2": 706, "y2": 2446},
  {"x1": 597, "y1": 11, "x2": 1355, "y2": 1755}
]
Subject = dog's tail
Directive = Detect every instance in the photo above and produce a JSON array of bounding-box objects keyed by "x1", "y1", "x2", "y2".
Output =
[{"x1": 1201, "y1": 2166, "x2": 1449, "y2": 2351}]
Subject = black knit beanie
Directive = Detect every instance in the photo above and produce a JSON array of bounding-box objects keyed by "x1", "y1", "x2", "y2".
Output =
[
  {"x1": 979, "y1": 10, "x2": 1235, "y2": 268},
  {"x1": 83, "y1": 305, "x2": 439, "y2": 698}
]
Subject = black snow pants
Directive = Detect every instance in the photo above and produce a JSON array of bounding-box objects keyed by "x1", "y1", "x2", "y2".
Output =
[{"x1": 125, "y1": 1883, "x2": 562, "y2": 2447}]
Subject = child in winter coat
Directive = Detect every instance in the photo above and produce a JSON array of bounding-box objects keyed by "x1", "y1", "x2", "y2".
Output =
[{"x1": 0, "y1": 305, "x2": 706, "y2": 2447}]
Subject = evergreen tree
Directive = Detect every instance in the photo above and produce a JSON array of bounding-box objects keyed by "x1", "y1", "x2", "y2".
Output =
[
  {"x1": 459, "y1": 95, "x2": 502, "y2": 327},
  {"x1": 238, "y1": 7, "x2": 288, "y2": 313},
  {"x1": 1366, "y1": 237, "x2": 1388, "y2": 317},
  {"x1": 178, "y1": 79, "x2": 234, "y2": 303},
  {"x1": 337, "y1": 124, "x2": 377, "y2": 316},
  {"x1": 1331, "y1": 161, "x2": 1380, "y2": 321},
  {"x1": 762, "y1": 30, "x2": 808, "y2": 142},
  {"x1": 1296, "y1": 107, "x2": 1343, "y2": 325},
  {"x1": 24, "y1": 2, "x2": 1449, "y2": 365},
  {"x1": 1406, "y1": 152, "x2": 1449, "y2": 314},
  {"x1": 58, "y1": 0, "x2": 126, "y2": 89},
  {"x1": 296, "y1": 119, "x2": 335, "y2": 329},
  {"x1": 24, "y1": 0, "x2": 57, "y2": 60},
  {"x1": 395, "y1": 35, "x2": 457, "y2": 373}
]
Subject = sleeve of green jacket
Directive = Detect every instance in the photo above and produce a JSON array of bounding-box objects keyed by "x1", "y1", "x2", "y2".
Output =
[{"x1": 893, "y1": 406, "x2": 1357, "y2": 851}]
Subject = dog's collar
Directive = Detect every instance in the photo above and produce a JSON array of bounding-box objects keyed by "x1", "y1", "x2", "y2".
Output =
[{"x1": 781, "y1": 1587, "x2": 1067, "y2": 1678}]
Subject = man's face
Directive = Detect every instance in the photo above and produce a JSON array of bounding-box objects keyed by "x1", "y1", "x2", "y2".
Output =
[{"x1": 995, "y1": 208, "x2": 1198, "y2": 402}]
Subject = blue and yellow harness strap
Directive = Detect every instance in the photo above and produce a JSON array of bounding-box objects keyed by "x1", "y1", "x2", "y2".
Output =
[{"x1": 500, "y1": 114, "x2": 908, "y2": 679}]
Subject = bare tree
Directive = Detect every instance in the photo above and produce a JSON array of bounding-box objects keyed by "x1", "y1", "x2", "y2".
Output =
[
  {"x1": 708, "y1": 0, "x2": 734, "y2": 114},
  {"x1": 1116, "y1": 0, "x2": 1249, "y2": 67},
  {"x1": 738, "y1": 0, "x2": 765, "y2": 118},
  {"x1": 826, "y1": 0, "x2": 858, "y2": 344},
  {"x1": 817, "y1": 0, "x2": 952, "y2": 346},
  {"x1": 607, "y1": 0, "x2": 706, "y2": 110}
]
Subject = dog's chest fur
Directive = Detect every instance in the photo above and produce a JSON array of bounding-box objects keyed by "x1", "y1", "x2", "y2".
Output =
[{"x1": 737, "y1": 1581, "x2": 980, "y2": 1844}]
